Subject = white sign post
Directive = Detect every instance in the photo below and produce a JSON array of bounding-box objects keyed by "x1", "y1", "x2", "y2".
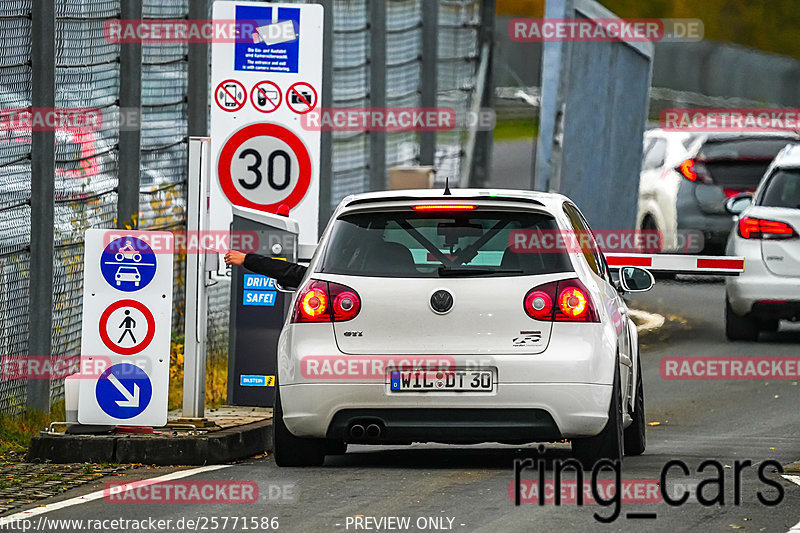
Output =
[
  {"x1": 210, "y1": 2, "x2": 323, "y2": 277},
  {"x1": 77, "y1": 229, "x2": 174, "y2": 426}
]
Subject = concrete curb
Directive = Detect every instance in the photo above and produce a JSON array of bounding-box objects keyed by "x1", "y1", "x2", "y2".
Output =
[
  {"x1": 26, "y1": 419, "x2": 272, "y2": 466},
  {"x1": 629, "y1": 309, "x2": 666, "y2": 334}
]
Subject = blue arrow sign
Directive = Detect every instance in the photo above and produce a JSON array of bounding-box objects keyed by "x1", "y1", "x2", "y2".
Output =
[
  {"x1": 100, "y1": 237, "x2": 157, "y2": 292},
  {"x1": 95, "y1": 363, "x2": 153, "y2": 419}
]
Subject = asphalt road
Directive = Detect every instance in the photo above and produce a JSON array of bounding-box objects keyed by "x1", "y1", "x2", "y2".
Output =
[
  {"x1": 7, "y1": 143, "x2": 800, "y2": 532},
  {"x1": 12, "y1": 279, "x2": 800, "y2": 533}
]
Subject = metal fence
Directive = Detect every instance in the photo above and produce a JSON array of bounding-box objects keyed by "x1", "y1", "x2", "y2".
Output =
[
  {"x1": 329, "y1": 0, "x2": 484, "y2": 200},
  {"x1": 0, "y1": 0, "x2": 34, "y2": 414},
  {"x1": 0, "y1": 0, "x2": 489, "y2": 416}
]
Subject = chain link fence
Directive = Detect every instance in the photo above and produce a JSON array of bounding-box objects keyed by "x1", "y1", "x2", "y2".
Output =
[
  {"x1": 0, "y1": 0, "x2": 488, "y2": 416},
  {"x1": 0, "y1": 0, "x2": 34, "y2": 415}
]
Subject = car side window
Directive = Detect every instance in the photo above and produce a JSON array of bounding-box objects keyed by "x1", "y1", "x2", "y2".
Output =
[
  {"x1": 758, "y1": 169, "x2": 800, "y2": 208},
  {"x1": 643, "y1": 138, "x2": 666, "y2": 169},
  {"x1": 641, "y1": 138, "x2": 654, "y2": 168},
  {"x1": 562, "y1": 203, "x2": 604, "y2": 278},
  {"x1": 574, "y1": 208, "x2": 610, "y2": 280}
]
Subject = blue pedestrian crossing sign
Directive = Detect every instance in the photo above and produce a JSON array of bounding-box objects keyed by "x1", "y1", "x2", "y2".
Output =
[
  {"x1": 95, "y1": 363, "x2": 153, "y2": 419},
  {"x1": 100, "y1": 236, "x2": 157, "y2": 292}
]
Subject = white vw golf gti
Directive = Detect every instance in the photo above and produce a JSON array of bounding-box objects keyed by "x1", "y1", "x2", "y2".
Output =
[{"x1": 274, "y1": 190, "x2": 653, "y2": 467}]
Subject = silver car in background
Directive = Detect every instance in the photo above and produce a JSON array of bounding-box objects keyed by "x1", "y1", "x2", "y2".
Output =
[
  {"x1": 725, "y1": 144, "x2": 800, "y2": 341},
  {"x1": 638, "y1": 130, "x2": 798, "y2": 254}
]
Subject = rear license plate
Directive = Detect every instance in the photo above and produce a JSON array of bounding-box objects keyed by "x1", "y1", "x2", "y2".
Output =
[{"x1": 389, "y1": 370, "x2": 494, "y2": 392}]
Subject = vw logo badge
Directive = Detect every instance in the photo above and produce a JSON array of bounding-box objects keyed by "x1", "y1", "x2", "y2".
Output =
[{"x1": 430, "y1": 290, "x2": 454, "y2": 314}]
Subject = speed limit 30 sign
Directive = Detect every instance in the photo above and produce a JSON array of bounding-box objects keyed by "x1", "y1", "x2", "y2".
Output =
[
  {"x1": 218, "y1": 123, "x2": 311, "y2": 212},
  {"x1": 211, "y1": 2, "x2": 323, "y2": 250}
]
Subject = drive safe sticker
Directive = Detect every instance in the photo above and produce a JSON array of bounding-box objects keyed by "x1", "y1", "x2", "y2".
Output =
[{"x1": 243, "y1": 289, "x2": 277, "y2": 306}]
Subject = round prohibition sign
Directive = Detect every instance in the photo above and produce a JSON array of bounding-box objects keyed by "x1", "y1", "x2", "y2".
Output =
[
  {"x1": 99, "y1": 300, "x2": 156, "y2": 356},
  {"x1": 251, "y1": 81, "x2": 282, "y2": 114},
  {"x1": 215, "y1": 79, "x2": 247, "y2": 112},
  {"x1": 286, "y1": 82, "x2": 318, "y2": 114},
  {"x1": 218, "y1": 123, "x2": 312, "y2": 212}
]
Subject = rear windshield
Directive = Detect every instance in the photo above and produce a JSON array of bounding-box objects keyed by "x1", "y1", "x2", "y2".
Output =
[
  {"x1": 699, "y1": 138, "x2": 794, "y2": 161},
  {"x1": 760, "y1": 169, "x2": 800, "y2": 209},
  {"x1": 319, "y1": 209, "x2": 573, "y2": 278}
]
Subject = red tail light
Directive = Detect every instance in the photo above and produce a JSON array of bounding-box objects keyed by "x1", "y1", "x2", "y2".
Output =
[
  {"x1": 523, "y1": 279, "x2": 599, "y2": 323},
  {"x1": 678, "y1": 159, "x2": 697, "y2": 181},
  {"x1": 523, "y1": 282, "x2": 556, "y2": 321},
  {"x1": 292, "y1": 280, "x2": 361, "y2": 323},
  {"x1": 677, "y1": 159, "x2": 710, "y2": 184},
  {"x1": 331, "y1": 286, "x2": 361, "y2": 321},
  {"x1": 738, "y1": 217, "x2": 797, "y2": 240}
]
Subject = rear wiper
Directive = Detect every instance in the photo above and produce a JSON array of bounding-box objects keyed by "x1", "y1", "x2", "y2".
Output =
[{"x1": 437, "y1": 267, "x2": 523, "y2": 277}]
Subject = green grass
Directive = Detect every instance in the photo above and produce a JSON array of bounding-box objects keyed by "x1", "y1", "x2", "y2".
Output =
[
  {"x1": 0, "y1": 401, "x2": 65, "y2": 459},
  {"x1": 493, "y1": 119, "x2": 539, "y2": 142}
]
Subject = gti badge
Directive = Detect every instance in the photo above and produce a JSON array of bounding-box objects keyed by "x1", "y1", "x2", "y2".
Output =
[
  {"x1": 430, "y1": 290, "x2": 454, "y2": 314},
  {"x1": 343, "y1": 331, "x2": 363, "y2": 337},
  {"x1": 513, "y1": 331, "x2": 542, "y2": 347}
]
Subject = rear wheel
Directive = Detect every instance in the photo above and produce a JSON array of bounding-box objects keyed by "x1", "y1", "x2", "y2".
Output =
[
  {"x1": 573, "y1": 363, "x2": 624, "y2": 468},
  {"x1": 623, "y1": 358, "x2": 646, "y2": 456},
  {"x1": 641, "y1": 216, "x2": 675, "y2": 279},
  {"x1": 325, "y1": 440, "x2": 347, "y2": 455},
  {"x1": 273, "y1": 387, "x2": 326, "y2": 467},
  {"x1": 758, "y1": 319, "x2": 780, "y2": 333},
  {"x1": 725, "y1": 299, "x2": 759, "y2": 342}
]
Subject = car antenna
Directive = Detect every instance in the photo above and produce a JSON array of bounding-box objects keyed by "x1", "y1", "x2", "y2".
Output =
[{"x1": 443, "y1": 177, "x2": 452, "y2": 196}]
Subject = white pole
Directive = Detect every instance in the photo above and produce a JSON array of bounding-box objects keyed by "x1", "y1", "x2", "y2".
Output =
[{"x1": 183, "y1": 137, "x2": 212, "y2": 419}]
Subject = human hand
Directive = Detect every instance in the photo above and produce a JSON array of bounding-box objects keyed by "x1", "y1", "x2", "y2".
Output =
[{"x1": 224, "y1": 250, "x2": 247, "y2": 266}]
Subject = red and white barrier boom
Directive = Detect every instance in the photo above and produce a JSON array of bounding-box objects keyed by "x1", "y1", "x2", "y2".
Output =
[{"x1": 605, "y1": 254, "x2": 745, "y2": 276}]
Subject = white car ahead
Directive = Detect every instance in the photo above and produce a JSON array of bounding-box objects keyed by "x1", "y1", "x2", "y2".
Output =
[
  {"x1": 274, "y1": 189, "x2": 654, "y2": 467},
  {"x1": 637, "y1": 129, "x2": 797, "y2": 254},
  {"x1": 725, "y1": 144, "x2": 800, "y2": 341}
]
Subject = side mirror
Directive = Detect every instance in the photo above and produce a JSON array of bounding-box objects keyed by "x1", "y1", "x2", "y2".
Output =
[
  {"x1": 619, "y1": 266, "x2": 654, "y2": 293},
  {"x1": 725, "y1": 193, "x2": 753, "y2": 215}
]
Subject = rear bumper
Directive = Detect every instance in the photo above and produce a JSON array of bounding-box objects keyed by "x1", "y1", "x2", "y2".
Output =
[
  {"x1": 726, "y1": 238, "x2": 800, "y2": 317},
  {"x1": 676, "y1": 183, "x2": 734, "y2": 253},
  {"x1": 750, "y1": 300, "x2": 800, "y2": 321},
  {"x1": 326, "y1": 408, "x2": 562, "y2": 444},
  {"x1": 280, "y1": 382, "x2": 612, "y2": 441}
]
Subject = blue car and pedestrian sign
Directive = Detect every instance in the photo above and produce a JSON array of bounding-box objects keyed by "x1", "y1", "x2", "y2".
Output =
[{"x1": 100, "y1": 236, "x2": 157, "y2": 292}]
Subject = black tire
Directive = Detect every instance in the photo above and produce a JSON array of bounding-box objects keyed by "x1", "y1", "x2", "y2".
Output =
[
  {"x1": 641, "y1": 217, "x2": 676, "y2": 279},
  {"x1": 725, "y1": 299, "x2": 759, "y2": 342},
  {"x1": 325, "y1": 440, "x2": 348, "y2": 455},
  {"x1": 573, "y1": 362, "x2": 624, "y2": 468},
  {"x1": 623, "y1": 358, "x2": 646, "y2": 456},
  {"x1": 273, "y1": 387, "x2": 326, "y2": 467},
  {"x1": 758, "y1": 319, "x2": 780, "y2": 333}
]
